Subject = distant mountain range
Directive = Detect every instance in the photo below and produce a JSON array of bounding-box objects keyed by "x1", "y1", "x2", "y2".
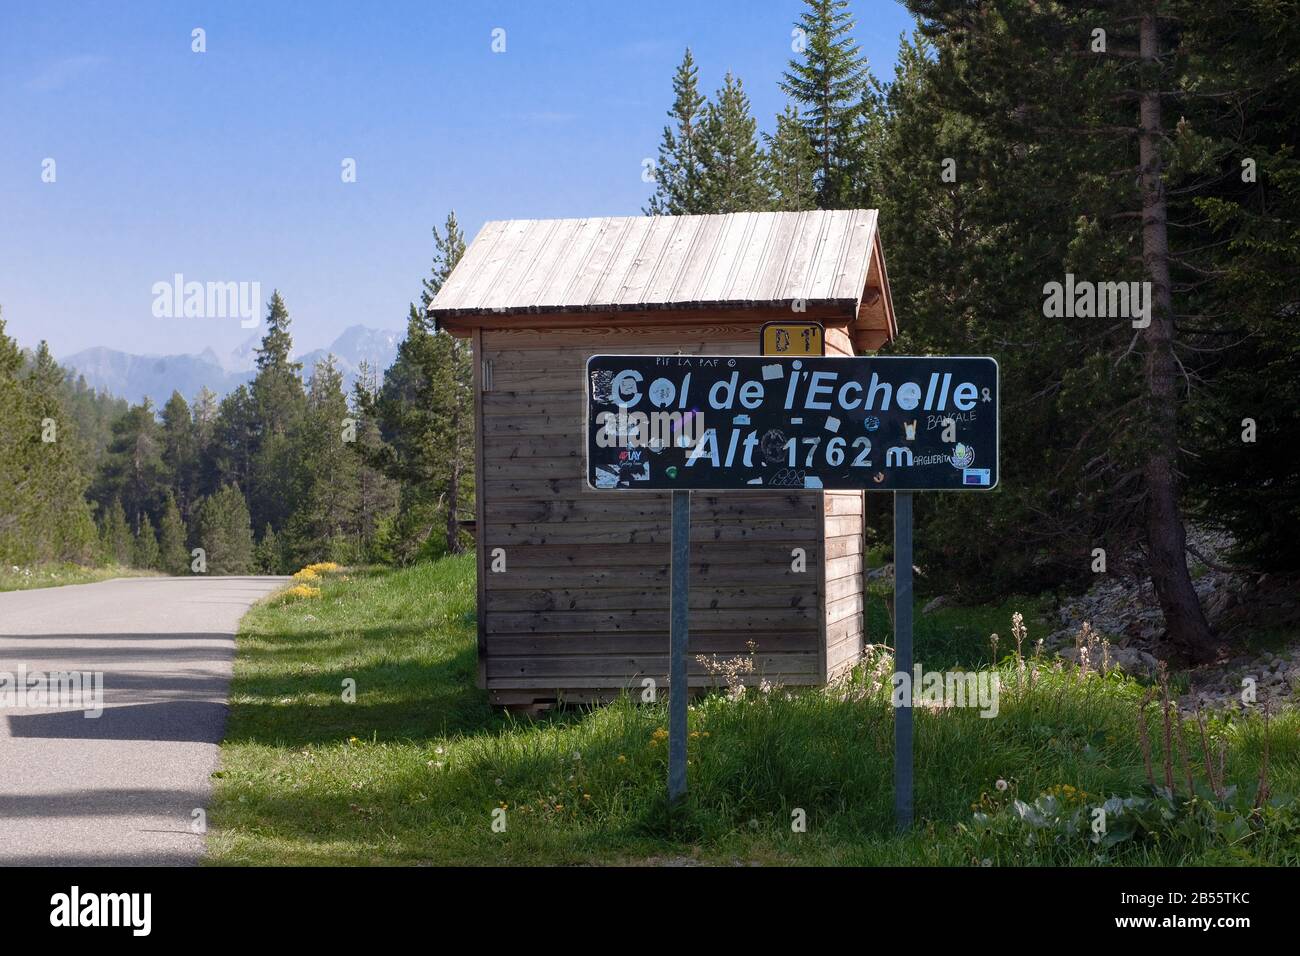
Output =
[{"x1": 61, "y1": 325, "x2": 402, "y2": 406}]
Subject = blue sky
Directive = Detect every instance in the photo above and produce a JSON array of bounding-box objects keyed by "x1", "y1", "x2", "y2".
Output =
[{"x1": 0, "y1": 0, "x2": 916, "y2": 359}]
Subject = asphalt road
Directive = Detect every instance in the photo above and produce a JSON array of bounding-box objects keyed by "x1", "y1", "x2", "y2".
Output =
[{"x1": 0, "y1": 575, "x2": 286, "y2": 866}]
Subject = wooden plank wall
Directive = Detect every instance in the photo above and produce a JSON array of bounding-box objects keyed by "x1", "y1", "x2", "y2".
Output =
[
  {"x1": 823, "y1": 325, "x2": 867, "y2": 678},
  {"x1": 478, "y1": 324, "x2": 825, "y2": 700},
  {"x1": 824, "y1": 492, "x2": 865, "y2": 677}
]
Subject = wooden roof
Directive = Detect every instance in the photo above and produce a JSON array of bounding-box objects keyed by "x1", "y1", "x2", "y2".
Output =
[
  {"x1": 429, "y1": 210, "x2": 879, "y2": 315},
  {"x1": 428, "y1": 210, "x2": 896, "y2": 348}
]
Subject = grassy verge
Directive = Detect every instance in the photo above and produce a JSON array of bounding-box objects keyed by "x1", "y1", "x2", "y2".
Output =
[
  {"x1": 209, "y1": 556, "x2": 1299, "y2": 866},
  {"x1": 0, "y1": 563, "x2": 157, "y2": 592},
  {"x1": 862, "y1": 545, "x2": 1057, "y2": 670}
]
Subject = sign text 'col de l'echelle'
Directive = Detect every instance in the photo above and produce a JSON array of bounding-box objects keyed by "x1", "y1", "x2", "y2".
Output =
[{"x1": 586, "y1": 355, "x2": 999, "y2": 492}]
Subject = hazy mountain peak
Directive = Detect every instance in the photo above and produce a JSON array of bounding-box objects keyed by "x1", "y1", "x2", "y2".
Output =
[{"x1": 60, "y1": 326, "x2": 402, "y2": 406}]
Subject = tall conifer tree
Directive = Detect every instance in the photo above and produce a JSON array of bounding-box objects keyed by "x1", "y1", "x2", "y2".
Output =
[
  {"x1": 781, "y1": 0, "x2": 871, "y2": 208},
  {"x1": 248, "y1": 292, "x2": 307, "y2": 534},
  {"x1": 157, "y1": 490, "x2": 190, "y2": 574},
  {"x1": 763, "y1": 103, "x2": 819, "y2": 211},
  {"x1": 133, "y1": 512, "x2": 160, "y2": 569},
  {"x1": 359, "y1": 212, "x2": 472, "y2": 558},
  {"x1": 160, "y1": 391, "x2": 198, "y2": 517},
  {"x1": 292, "y1": 355, "x2": 361, "y2": 561},
  {"x1": 100, "y1": 498, "x2": 132, "y2": 566},
  {"x1": 646, "y1": 49, "x2": 711, "y2": 215},
  {"x1": 700, "y1": 72, "x2": 767, "y2": 212}
]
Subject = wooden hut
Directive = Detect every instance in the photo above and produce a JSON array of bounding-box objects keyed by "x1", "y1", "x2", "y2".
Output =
[{"x1": 427, "y1": 210, "x2": 897, "y2": 707}]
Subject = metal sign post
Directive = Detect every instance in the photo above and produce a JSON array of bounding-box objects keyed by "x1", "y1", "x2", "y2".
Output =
[
  {"x1": 668, "y1": 490, "x2": 690, "y2": 806},
  {"x1": 585, "y1": 354, "x2": 999, "y2": 822},
  {"x1": 894, "y1": 491, "x2": 914, "y2": 830}
]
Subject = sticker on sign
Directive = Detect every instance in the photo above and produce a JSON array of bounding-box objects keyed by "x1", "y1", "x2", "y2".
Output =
[{"x1": 585, "y1": 354, "x2": 999, "y2": 491}]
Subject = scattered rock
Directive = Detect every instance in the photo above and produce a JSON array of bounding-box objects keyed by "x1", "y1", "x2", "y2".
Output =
[
  {"x1": 1113, "y1": 648, "x2": 1161, "y2": 678},
  {"x1": 1043, "y1": 526, "x2": 1298, "y2": 714},
  {"x1": 922, "y1": 595, "x2": 950, "y2": 615}
]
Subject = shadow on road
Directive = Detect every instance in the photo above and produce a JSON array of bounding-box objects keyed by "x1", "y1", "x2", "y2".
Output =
[
  {"x1": 7, "y1": 700, "x2": 228, "y2": 742},
  {"x1": 0, "y1": 786, "x2": 206, "y2": 818}
]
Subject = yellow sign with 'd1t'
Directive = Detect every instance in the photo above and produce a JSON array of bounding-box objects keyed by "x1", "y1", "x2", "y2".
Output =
[{"x1": 760, "y1": 321, "x2": 824, "y2": 356}]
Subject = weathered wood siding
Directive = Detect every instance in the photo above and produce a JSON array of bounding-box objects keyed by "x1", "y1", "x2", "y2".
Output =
[
  {"x1": 823, "y1": 325, "x2": 866, "y2": 678},
  {"x1": 478, "y1": 324, "x2": 825, "y2": 700},
  {"x1": 824, "y1": 492, "x2": 865, "y2": 677}
]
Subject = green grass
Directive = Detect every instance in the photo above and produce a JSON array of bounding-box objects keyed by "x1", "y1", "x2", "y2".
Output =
[
  {"x1": 208, "y1": 556, "x2": 1300, "y2": 866},
  {"x1": 862, "y1": 543, "x2": 1057, "y2": 669},
  {"x1": 0, "y1": 562, "x2": 158, "y2": 592},
  {"x1": 867, "y1": 581, "x2": 1056, "y2": 671},
  {"x1": 1239, "y1": 626, "x2": 1300, "y2": 658}
]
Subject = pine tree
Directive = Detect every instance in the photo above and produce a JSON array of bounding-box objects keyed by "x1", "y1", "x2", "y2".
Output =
[
  {"x1": 422, "y1": 213, "x2": 467, "y2": 310},
  {"x1": 292, "y1": 355, "x2": 361, "y2": 561},
  {"x1": 160, "y1": 391, "x2": 198, "y2": 518},
  {"x1": 157, "y1": 490, "x2": 190, "y2": 575},
  {"x1": 0, "y1": 309, "x2": 25, "y2": 560},
  {"x1": 221, "y1": 486, "x2": 255, "y2": 574},
  {"x1": 869, "y1": 31, "x2": 992, "y2": 348},
  {"x1": 699, "y1": 72, "x2": 767, "y2": 212},
  {"x1": 896, "y1": 0, "x2": 1300, "y2": 658},
  {"x1": 859, "y1": 32, "x2": 1022, "y2": 602},
  {"x1": 425, "y1": 213, "x2": 475, "y2": 557},
  {"x1": 211, "y1": 385, "x2": 255, "y2": 494},
  {"x1": 646, "y1": 49, "x2": 710, "y2": 215},
  {"x1": 193, "y1": 484, "x2": 254, "y2": 574},
  {"x1": 255, "y1": 524, "x2": 283, "y2": 574},
  {"x1": 190, "y1": 385, "x2": 220, "y2": 504},
  {"x1": 253, "y1": 292, "x2": 301, "y2": 395},
  {"x1": 133, "y1": 512, "x2": 160, "y2": 569},
  {"x1": 763, "y1": 103, "x2": 818, "y2": 211},
  {"x1": 92, "y1": 399, "x2": 166, "y2": 534},
  {"x1": 350, "y1": 361, "x2": 398, "y2": 559},
  {"x1": 100, "y1": 498, "x2": 132, "y2": 566},
  {"x1": 18, "y1": 341, "x2": 99, "y2": 562},
  {"x1": 248, "y1": 292, "x2": 307, "y2": 533},
  {"x1": 874, "y1": 3, "x2": 1165, "y2": 615},
  {"x1": 1162, "y1": 3, "x2": 1300, "y2": 573},
  {"x1": 781, "y1": 0, "x2": 871, "y2": 208},
  {"x1": 360, "y1": 212, "x2": 473, "y2": 558},
  {"x1": 57, "y1": 369, "x2": 127, "y2": 492},
  {"x1": 250, "y1": 296, "x2": 306, "y2": 455},
  {"x1": 358, "y1": 308, "x2": 437, "y2": 562}
]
